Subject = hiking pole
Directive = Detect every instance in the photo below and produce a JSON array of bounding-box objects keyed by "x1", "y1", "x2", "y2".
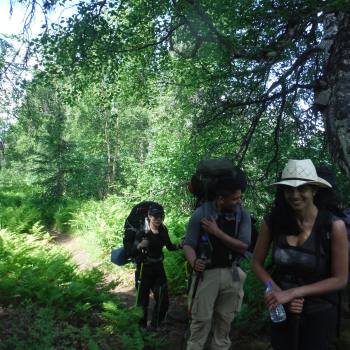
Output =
[
  {"x1": 290, "y1": 314, "x2": 300, "y2": 350},
  {"x1": 135, "y1": 235, "x2": 149, "y2": 307},
  {"x1": 181, "y1": 270, "x2": 203, "y2": 350},
  {"x1": 188, "y1": 172, "x2": 209, "y2": 317},
  {"x1": 188, "y1": 270, "x2": 203, "y2": 317},
  {"x1": 336, "y1": 291, "x2": 342, "y2": 339},
  {"x1": 185, "y1": 261, "x2": 191, "y2": 295},
  {"x1": 135, "y1": 262, "x2": 144, "y2": 307},
  {"x1": 153, "y1": 284, "x2": 163, "y2": 329}
]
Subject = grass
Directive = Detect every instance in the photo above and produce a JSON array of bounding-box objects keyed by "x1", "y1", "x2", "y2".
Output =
[{"x1": 0, "y1": 228, "x2": 157, "y2": 349}]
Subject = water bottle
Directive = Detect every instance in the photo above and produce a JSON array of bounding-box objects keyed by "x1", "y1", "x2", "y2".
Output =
[
  {"x1": 199, "y1": 233, "x2": 212, "y2": 266},
  {"x1": 265, "y1": 281, "x2": 286, "y2": 323}
]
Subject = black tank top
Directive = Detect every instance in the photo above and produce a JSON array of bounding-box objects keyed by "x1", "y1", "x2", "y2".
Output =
[{"x1": 270, "y1": 210, "x2": 338, "y2": 310}]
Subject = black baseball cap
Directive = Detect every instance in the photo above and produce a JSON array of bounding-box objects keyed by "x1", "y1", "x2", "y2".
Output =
[{"x1": 148, "y1": 204, "x2": 164, "y2": 217}]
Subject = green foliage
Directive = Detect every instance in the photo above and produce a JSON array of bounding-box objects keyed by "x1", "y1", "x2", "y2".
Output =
[
  {"x1": 69, "y1": 195, "x2": 129, "y2": 259},
  {"x1": 163, "y1": 211, "x2": 188, "y2": 293},
  {"x1": 0, "y1": 185, "x2": 78, "y2": 230},
  {"x1": 234, "y1": 258, "x2": 268, "y2": 334},
  {"x1": 0, "y1": 304, "x2": 101, "y2": 350},
  {"x1": 103, "y1": 301, "x2": 145, "y2": 350},
  {"x1": 53, "y1": 198, "x2": 82, "y2": 232},
  {"x1": 0, "y1": 229, "x2": 99, "y2": 307},
  {"x1": 2, "y1": 0, "x2": 350, "y2": 343},
  {"x1": 0, "y1": 228, "x2": 156, "y2": 349},
  {"x1": 0, "y1": 185, "x2": 42, "y2": 232}
]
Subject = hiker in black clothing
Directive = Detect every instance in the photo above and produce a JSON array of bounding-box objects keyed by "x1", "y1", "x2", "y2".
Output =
[
  {"x1": 251, "y1": 159, "x2": 348, "y2": 350},
  {"x1": 134, "y1": 203, "x2": 181, "y2": 329},
  {"x1": 316, "y1": 165, "x2": 350, "y2": 319}
]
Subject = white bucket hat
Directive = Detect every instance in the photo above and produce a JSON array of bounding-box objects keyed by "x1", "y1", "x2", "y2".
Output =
[{"x1": 271, "y1": 159, "x2": 332, "y2": 188}]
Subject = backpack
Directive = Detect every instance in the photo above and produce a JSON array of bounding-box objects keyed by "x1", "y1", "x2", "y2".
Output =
[
  {"x1": 343, "y1": 208, "x2": 350, "y2": 280},
  {"x1": 111, "y1": 201, "x2": 160, "y2": 266},
  {"x1": 188, "y1": 158, "x2": 255, "y2": 255},
  {"x1": 111, "y1": 246, "x2": 130, "y2": 266},
  {"x1": 188, "y1": 158, "x2": 243, "y2": 204}
]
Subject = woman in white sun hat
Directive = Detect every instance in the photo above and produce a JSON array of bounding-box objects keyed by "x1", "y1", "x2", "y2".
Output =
[{"x1": 251, "y1": 159, "x2": 348, "y2": 350}]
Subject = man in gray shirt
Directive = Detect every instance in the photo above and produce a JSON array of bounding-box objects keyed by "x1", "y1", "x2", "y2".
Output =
[{"x1": 183, "y1": 175, "x2": 251, "y2": 350}]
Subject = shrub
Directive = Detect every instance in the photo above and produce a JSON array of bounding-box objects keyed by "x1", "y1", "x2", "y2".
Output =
[
  {"x1": 53, "y1": 198, "x2": 82, "y2": 232},
  {"x1": 69, "y1": 195, "x2": 130, "y2": 262},
  {"x1": 0, "y1": 186, "x2": 42, "y2": 232},
  {"x1": 0, "y1": 229, "x2": 157, "y2": 349}
]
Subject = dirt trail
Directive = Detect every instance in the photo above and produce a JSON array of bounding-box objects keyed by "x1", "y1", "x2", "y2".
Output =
[
  {"x1": 53, "y1": 232, "x2": 98, "y2": 270},
  {"x1": 52, "y1": 232, "x2": 189, "y2": 349}
]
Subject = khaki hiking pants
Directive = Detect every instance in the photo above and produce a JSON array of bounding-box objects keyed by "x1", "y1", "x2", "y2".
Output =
[{"x1": 186, "y1": 266, "x2": 246, "y2": 350}]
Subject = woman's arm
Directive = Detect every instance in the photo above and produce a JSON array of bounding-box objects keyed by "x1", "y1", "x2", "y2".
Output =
[
  {"x1": 268, "y1": 219, "x2": 348, "y2": 306},
  {"x1": 251, "y1": 220, "x2": 305, "y2": 313},
  {"x1": 251, "y1": 220, "x2": 279, "y2": 288},
  {"x1": 163, "y1": 226, "x2": 179, "y2": 251}
]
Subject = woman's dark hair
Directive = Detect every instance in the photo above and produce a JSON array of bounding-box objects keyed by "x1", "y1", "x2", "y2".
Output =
[{"x1": 268, "y1": 183, "x2": 341, "y2": 237}]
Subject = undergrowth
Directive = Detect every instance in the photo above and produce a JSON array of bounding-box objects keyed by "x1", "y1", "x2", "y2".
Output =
[{"x1": 0, "y1": 228, "x2": 157, "y2": 349}]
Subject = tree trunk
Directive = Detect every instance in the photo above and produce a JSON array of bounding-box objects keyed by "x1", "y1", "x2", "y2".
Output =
[
  {"x1": 0, "y1": 141, "x2": 4, "y2": 170},
  {"x1": 322, "y1": 11, "x2": 350, "y2": 178},
  {"x1": 103, "y1": 109, "x2": 113, "y2": 189},
  {"x1": 112, "y1": 113, "x2": 119, "y2": 185},
  {"x1": 103, "y1": 109, "x2": 119, "y2": 193}
]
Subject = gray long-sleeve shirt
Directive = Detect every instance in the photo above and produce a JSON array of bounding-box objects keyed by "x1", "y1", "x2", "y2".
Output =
[{"x1": 184, "y1": 201, "x2": 251, "y2": 264}]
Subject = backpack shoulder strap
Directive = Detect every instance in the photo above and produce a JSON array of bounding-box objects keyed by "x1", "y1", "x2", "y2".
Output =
[
  {"x1": 124, "y1": 219, "x2": 138, "y2": 232},
  {"x1": 320, "y1": 209, "x2": 334, "y2": 242},
  {"x1": 234, "y1": 206, "x2": 243, "y2": 238},
  {"x1": 315, "y1": 210, "x2": 334, "y2": 267}
]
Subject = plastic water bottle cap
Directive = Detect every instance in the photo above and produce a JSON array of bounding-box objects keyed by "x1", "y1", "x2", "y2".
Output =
[
  {"x1": 265, "y1": 280, "x2": 272, "y2": 289},
  {"x1": 201, "y1": 234, "x2": 209, "y2": 241}
]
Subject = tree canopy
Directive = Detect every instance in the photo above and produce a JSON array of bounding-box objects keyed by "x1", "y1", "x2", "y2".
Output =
[{"x1": 2, "y1": 0, "x2": 350, "y2": 206}]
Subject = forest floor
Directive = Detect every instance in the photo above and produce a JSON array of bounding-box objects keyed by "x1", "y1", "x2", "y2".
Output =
[{"x1": 55, "y1": 232, "x2": 350, "y2": 350}]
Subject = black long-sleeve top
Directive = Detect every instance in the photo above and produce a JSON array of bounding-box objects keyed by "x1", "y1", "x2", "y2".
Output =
[{"x1": 124, "y1": 222, "x2": 178, "y2": 263}]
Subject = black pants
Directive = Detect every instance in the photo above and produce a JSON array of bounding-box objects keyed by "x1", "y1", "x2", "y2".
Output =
[
  {"x1": 135, "y1": 262, "x2": 169, "y2": 328},
  {"x1": 270, "y1": 305, "x2": 338, "y2": 350}
]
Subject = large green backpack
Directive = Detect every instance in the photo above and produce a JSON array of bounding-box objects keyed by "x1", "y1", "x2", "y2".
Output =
[
  {"x1": 111, "y1": 201, "x2": 161, "y2": 266},
  {"x1": 188, "y1": 158, "x2": 246, "y2": 203}
]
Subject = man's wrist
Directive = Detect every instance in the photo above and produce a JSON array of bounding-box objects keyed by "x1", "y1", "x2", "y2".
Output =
[{"x1": 213, "y1": 228, "x2": 222, "y2": 237}]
